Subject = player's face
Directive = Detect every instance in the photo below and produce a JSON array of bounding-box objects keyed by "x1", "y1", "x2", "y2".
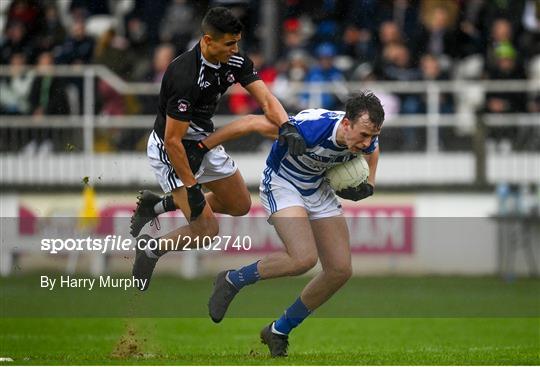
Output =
[
  {"x1": 207, "y1": 33, "x2": 241, "y2": 63},
  {"x1": 344, "y1": 114, "x2": 380, "y2": 153}
]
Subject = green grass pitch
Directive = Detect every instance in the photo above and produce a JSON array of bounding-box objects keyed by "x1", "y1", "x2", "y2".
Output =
[{"x1": 1, "y1": 275, "x2": 539, "y2": 365}]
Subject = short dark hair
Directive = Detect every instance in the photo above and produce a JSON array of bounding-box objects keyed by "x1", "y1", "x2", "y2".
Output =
[
  {"x1": 201, "y1": 7, "x2": 243, "y2": 38},
  {"x1": 345, "y1": 91, "x2": 385, "y2": 129}
]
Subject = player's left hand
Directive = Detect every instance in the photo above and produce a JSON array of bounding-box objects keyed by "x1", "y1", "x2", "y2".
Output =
[
  {"x1": 336, "y1": 183, "x2": 374, "y2": 201},
  {"x1": 278, "y1": 121, "x2": 306, "y2": 155},
  {"x1": 182, "y1": 140, "x2": 210, "y2": 174}
]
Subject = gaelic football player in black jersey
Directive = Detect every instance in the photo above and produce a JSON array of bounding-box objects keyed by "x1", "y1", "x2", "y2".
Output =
[{"x1": 132, "y1": 7, "x2": 306, "y2": 290}]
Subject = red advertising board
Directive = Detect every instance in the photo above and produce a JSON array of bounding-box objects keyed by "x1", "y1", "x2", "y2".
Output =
[
  {"x1": 97, "y1": 204, "x2": 415, "y2": 255},
  {"x1": 19, "y1": 203, "x2": 414, "y2": 255}
]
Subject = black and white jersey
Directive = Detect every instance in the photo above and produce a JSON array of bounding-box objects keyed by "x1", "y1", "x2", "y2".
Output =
[{"x1": 153, "y1": 42, "x2": 260, "y2": 141}]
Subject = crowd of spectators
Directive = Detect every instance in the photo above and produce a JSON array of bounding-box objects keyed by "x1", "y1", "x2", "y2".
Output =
[{"x1": 1, "y1": 0, "x2": 539, "y2": 152}]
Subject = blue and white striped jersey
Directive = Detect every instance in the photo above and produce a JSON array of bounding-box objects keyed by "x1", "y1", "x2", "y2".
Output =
[{"x1": 266, "y1": 109, "x2": 378, "y2": 196}]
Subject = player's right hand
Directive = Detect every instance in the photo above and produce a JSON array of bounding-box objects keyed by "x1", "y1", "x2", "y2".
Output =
[
  {"x1": 186, "y1": 183, "x2": 206, "y2": 221},
  {"x1": 182, "y1": 140, "x2": 210, "y2": 174},
  {"x1": 278, "y1": 121, "x2": 307, "y2": 155}
]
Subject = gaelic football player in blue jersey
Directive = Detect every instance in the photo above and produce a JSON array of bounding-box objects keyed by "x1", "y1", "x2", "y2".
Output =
[{"x1": 208, "y1": 91, "x2": 385, "y2": 357}]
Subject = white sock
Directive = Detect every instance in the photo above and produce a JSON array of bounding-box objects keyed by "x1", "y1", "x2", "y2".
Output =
[{"x1": 153, "y1": 200, "x2": 166, "y2": 214}]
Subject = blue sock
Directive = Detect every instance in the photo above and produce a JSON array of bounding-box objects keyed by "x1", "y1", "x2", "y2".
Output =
[
  {"x1": 273, "y1": 297, "x2": 311, "y2": 335},
  {"x1": 226, "y1": 261, "x2": 261, "y2": 290}
]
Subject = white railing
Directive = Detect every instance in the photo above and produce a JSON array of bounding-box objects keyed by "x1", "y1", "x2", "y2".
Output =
[{"x1": 1, "y1": 65, "x2": 539, "y2": 186}]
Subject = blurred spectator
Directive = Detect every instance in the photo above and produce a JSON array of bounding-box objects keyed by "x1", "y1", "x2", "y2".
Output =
[
  {"x1": 311, "y1": 19, "x2": 340, "y2": 48},
  {"x1": 93, "y1": 28, "x2": 132, "y2": 119},
  {"x1": 54, "y1": 19, "x2": 94, "y2": 117},
  {"x1": 479, "y1": 0, "x2": 526, "y2": 36},
  {"x1": 29, "y1": 51, "x2": 69, "y2": 116},
  {"x1": 340, "y1": 24, "x2": 376, "y2": 62},
  {"x1": 519, "y1": 0, "x2": 540, "y2": 59},
  {"x1": 349, "y1": 61, "x2": 401, "y2": 118},
  {"x1": 94, "y1": 28, "x2": 131, "y2": 116},
  {"x1": 486, "y1": 18, "x2": 516, "y2": 69},
  {"x1": 97, "y1": 80, "x2": 124, "y2": 116},
  {"x1": 227, "y1": 49, "x2": 278, "y2": 115},
  {"x1": 521, "y1": 93, "x2": 540, "y2": 150},
  {"x1": 301, "y1": 43, "x2": 345, "y2": 110},
  {"x1": 378, "y1": 20, "x2": 404, "y2": 45},
  {"x1": 413, "y1": 5, "x2": 458, "y2": 60},
  {"x1": 125, "y1": 17, "x2": 152, "y2": 81},
  {"x1": 309, "y1": 0, "x2": 342, "y2": 47},
  {"x1": 0, "y1": 1, "x2": 535, "y2": 154},
  {"x1": 117, "y1": 44, "x2": 176, "y2": 151},
  {"x1": 341, "y1": 0, "x2": 379, "y2": 34},
  {"x1": 273, "y1": 50, "x2": 311, "y2": 112},
  {"x1": 55, "y1": 19, "x2": 95, "y2": 65},
  {"x1": 377, "y1": 42, "x2": 422, "y2": 149},
  {"x1": 7, "y1": 0, "x2": 44, "y2": 39},
  {"x1": 35, "y1": 4, "x2": 67, "y2": 54},
  {"x1": 93, "y1": 29, "x2": 132, "y2": 79},
  {"x1": 95, "y1": 75, "x2": 127, "y2": 152},
  {"x1": 159, "y1": 0, "x2": 197, "y2": 52},
  {"x1": 376, "y1": 42, "x2": 421, "y2": 82},
  {"x1": 280, "y1": 17, "x2": 310, "y2": 58},
  {"x1": 420, "y1": 54, "x2": 447, "y2": 80},
  {"x1": 375, "y1": 0, "x2": 420, "y2": 41},
  {"x1": 0, "y1": 53, "x2": 34, "y2": 115},
  {"x1": 455, "y1": 0, "x2": 485, "y2": 57},
  {"x1": 1, "y1": 21, "x2": 34, "y2": 64},
  {"x1": 484, "y1": 41, "x2": 528, "y2": 149},
  {"x1": 144, "y1": 43, "x2": 175, "y2": 84},
  {"x1": 136, "y1": 41, "x2": 176, "y2": 117},
  {"x1": 125, "y1": 0, "x2": 168, "y2": 45},
  {"x1": 70, "y1": 0, "x2": 110, "y2": 17},
  {"x1": 375, "y1": 21, "x2": 404, "y2": 63},
  {"x1": 484, "y1": 42, "x2": 527, "y2": 114},
  {"x1": 420, "y1": 0, "x2": 460, "y2": 27},
  {"x1": 138, "y1": 43, "x2": 175, "y2": 114},
  {"x1": 22, "y1": 51, "x2": 69, "y2": 154},
  {"x1": 420, "y1": 53, "x2": 455, "y2": 150},
  {"x1": 419, "y1": 54, "x2": 453, "y2": 113}
]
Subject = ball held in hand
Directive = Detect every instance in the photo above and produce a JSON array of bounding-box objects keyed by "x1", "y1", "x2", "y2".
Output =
[{"x1": 325, "y1": 156, "x2": 369, "y2": 191}]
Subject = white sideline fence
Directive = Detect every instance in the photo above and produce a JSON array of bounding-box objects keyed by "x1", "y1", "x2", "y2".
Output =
[
  {"x1": 0, "y1": 65, "x2": 539, "y2": 186},
  {"x1": 1, "y1": 151, "x2": 539, "y2": 186}
]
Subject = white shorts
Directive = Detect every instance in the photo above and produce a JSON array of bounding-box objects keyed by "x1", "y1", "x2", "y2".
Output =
[
  {"x1": 259, "y1": 167, "x2": 343, "y2": 221},
  {"x1": 147, "y1": 130, "x2": 237, "y2": 193}
]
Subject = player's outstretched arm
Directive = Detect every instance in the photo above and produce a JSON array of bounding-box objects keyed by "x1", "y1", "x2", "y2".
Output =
[
  {"x1": 245, "y1": 80, "x2": 289, "y2": 127},
  {"x1": 202, "y1": 114, "x2": 278, "y2": 150},
  {"x1": 246, "y1": 80, "x2": 307, "y2": 155},
  {"x1": 199, "y1": 81, "x2": 305, "y2": 154},
  {"x1": 201, "y1": 79, "x2": 287, "y2": 150}
]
